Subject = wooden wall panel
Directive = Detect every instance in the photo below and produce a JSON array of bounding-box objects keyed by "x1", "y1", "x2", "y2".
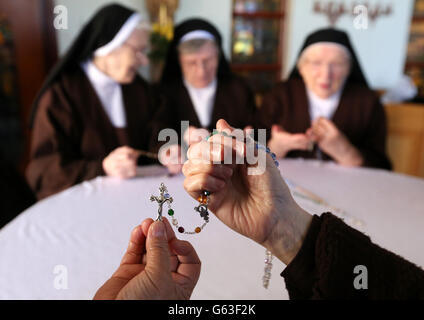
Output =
[{"x1": 385, "y1": 104, "x2": 424, "y2": 178}]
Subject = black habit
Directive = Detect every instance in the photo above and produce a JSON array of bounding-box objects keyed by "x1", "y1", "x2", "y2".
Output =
[
  {"x1": 150, "y1": 18, "x2": 257, "y2": 151},
  {"x1": 258, "y1": 28, "x2": 391, "y2": 170},
  {"x1": 27, "y1": 4, "x2": 155, "y2": 199}
]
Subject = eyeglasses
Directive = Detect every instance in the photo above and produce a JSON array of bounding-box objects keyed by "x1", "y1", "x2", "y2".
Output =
[
  {"x1": 305, "y1": 59, "x2": 350, "y2": 73},
  {"x1": 123, "y1": 42, "x2": 150, "y2": 57},
  {"x1": 180, "y1": 56, "x2": 218, "y2": 71}
]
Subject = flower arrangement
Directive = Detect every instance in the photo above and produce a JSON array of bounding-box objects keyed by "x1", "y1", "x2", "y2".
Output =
[{"x1": 148, "y1": 4, "x2": 174, "y2": 64}]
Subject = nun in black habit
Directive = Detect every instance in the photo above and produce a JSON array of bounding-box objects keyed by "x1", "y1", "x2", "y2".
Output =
[
  {"x1": 27, "y1": 3, "x2": 156, "y2": 200},
  {"x1": 149, "y1": 18, "x2": 257, "y2": 174},
  {"x1": 258, "y1": 28, "x2": 391, "y2": 170}
]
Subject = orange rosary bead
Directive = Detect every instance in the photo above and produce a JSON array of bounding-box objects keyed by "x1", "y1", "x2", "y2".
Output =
[
  {"x1": 195, "y1": 227, "x2": 201, "y2": 233},
  {"x1": 197, "y1": 195, "x2": 208, "y2": 204}
]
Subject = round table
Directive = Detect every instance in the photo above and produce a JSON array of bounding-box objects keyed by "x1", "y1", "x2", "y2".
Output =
[{"x1": 1, "y1": 159, "x2": 423, "y2": 299}]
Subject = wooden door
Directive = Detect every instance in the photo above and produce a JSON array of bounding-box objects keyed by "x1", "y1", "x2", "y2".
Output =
[{"x1": 0, "y1": 0, "x2": 57, "y2": 173}]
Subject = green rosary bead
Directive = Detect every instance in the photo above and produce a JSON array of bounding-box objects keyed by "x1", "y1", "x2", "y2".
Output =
[{"x1": 168, "y1": 209, "x2": 174, "y2": 216}]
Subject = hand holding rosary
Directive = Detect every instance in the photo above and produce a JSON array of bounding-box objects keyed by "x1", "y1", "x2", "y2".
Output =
[{"x1": 150, "y1": 129, "x2": 279, "y2": 289}]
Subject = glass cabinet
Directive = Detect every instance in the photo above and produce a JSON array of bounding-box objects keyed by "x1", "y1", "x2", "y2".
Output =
[{"x1": 231, "y1": 0, "x2": 286, "y2": 94}]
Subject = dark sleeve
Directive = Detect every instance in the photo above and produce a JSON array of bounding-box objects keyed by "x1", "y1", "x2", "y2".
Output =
[
  {"x1": 235, "y1": 77, "x2": 257, "y2": 129},
  {"x1": 255, "y1": 86, "x2": 282, "y2": 142},
  {"x1": 357, "y1": 97, "x2": 392, "y2": 170},
  {"x1": 26, "y1": 87, "x2": 104, "y2": 200},
  {"x1": 281, "y1": 213, "x2": 424, "y2": 299},
  {"x1": 147, "y1": 85, "x2": 181, "y2": 156}
]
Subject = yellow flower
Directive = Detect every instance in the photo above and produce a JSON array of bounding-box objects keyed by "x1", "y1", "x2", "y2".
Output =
[{"x1": 152, "y1": 22, "x2": 161, "y2": 33}]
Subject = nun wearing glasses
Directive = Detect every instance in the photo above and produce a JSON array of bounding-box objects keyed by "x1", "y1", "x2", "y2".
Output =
[
  {"x1": 27, "y1": 4, "x2": 156, "y2": 200},
  {"x1": 149, "y1": 18, "x2": 257, "y2": 174},
  {"x1": 259, "y1": 28, "x2": 391, "y2": 170}
]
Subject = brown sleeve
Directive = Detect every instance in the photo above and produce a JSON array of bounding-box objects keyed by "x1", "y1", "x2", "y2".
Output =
[
  {"x1": 356, "y1": 97, "x2": 392, "y2": 170},
  {"x1": 281, "y1": 213, "x2": 424, "y2": 299},
  {"x1": 256, "y1": 87, "x2": 282, "y2": 141},
  {"x1": 26, "y1": 87, "x2": 104, "y2": 200},
  {"x1": 147, "y1": 85, "x2": 181, "y2": 156}
]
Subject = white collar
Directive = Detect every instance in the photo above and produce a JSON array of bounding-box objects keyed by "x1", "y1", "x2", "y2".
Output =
[
  {"x1": 81, "y1": 60, "x2": 117, "y2": 87},
  {"x1": 81, "y1": 60, "x2": 126, "y2": 128},
  {"x1": 183, "y1": 78, "x2": 217, "y2": 94},
  {"x1": 306, "y1": 88, "x2": 342, "y2": 121},
  {"x1": 183, "y1": 79, "x2": 217, "y2": 128}
]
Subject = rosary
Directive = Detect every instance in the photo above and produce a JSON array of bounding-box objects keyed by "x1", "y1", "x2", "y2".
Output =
[
  {"x1": 150, "y1": 130, "x2": 279, "y2": 289},
  {"x1": 150, "y1": 183, "x2": 210, "y2": 234}
]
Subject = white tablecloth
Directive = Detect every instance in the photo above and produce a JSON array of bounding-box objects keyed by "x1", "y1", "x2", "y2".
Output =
[{"x1": 1, "y1": 159, "x2": 423, "y2": 300}]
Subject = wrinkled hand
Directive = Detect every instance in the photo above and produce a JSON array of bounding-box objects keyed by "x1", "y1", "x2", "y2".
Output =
[
  {"x1": 158, "y1": 144, "x2": 185, "y2": 174},
  {"x1": 103, "y1": 146, "x2": 139, "y2": 179},
  {"x1": 269, "y1": 125, "x2": 312, "y2": 158},
  {"x1": 94, "y1": 218, "x2": 201, "y2": 300},
  {"x1": 183, "y1": 119, "x2": 312, "y2": 265},
  {"x1": 306, "y1": 117, "x2": 363, "y2": 166},
  {"x1": 183, "y1": 126, "x2": 210, "y2": 146}
]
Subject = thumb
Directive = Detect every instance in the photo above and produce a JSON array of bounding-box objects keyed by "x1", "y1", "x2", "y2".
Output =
[
  {"x1": 272, "y1": 124, "x2": 284, "y2": 133},
  {"x1": 145, "y1": 221, "x2": 171, "y2": 280},
  {"x1": 216, "y1": 119, "x2": 234, "y2": 132}
]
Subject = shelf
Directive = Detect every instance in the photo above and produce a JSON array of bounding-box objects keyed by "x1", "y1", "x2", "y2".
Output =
[
  {"x1": 405, "y1": 61, "x2": 424, "y2": 69},
  {"x1": 233, "y1": 11, "x2": 284, "y2": 19},
  {"x1": 412, "y1": 16, "x2": 424, "y2": 22},
  {"x1": 231, "y1": 64, "x2": 281, "y2": 71}
]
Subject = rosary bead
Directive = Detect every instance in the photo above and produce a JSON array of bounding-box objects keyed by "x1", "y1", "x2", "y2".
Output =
[
  {"x1": 168, "y1": 209, "x2": 174, "y2": 216},
  {"x1": 198, "y1": 195, "x2": 208, "y2": 204},
  {"x1": 172, "y1": 219, "x2": 178, "y2": 226},
  {"x1": 178, "y1": 227, "x2": 185, "y2": 233},
  {"x1": 195, "y1": 227, "x2": 201, "y2": 233},
  {"x1": 203, "y1": 190, "x2": 211, "y2": 196}
]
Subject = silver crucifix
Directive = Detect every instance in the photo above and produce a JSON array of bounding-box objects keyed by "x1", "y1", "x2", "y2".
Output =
[{"x1": 150, "y1": 183, "x2": 173, "y2": 221}]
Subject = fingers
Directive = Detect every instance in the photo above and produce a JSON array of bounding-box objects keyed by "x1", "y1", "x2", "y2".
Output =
[
  {"x1": 183, "y1": 127, "x2": 210, "y2": 146},
  {"x1": 187, "y1": 137, "x2": 245, "y2": 165},
  {"x1": 141, "y1": 217, "x2": 176, "y2": 243},
  {"x1": 141, "y1": 218, "x2": 179, "y2": 272},
  {"x1": 114, "y1": 146, "x2": 140, "y2": 160},
  {"x1": 290, "y1": 134, "x2": 313, "y2": 150},
  {"x1": 271, "y1": 124, "x2": 284, "y2": 134},
  {"x1": 310, "y1": 118, "x2": 338, "y2": 138},
  {"x1": 144, "y1": 221, "x2": 172, "y2": 281},
  {"x1": 166, "y1": 163, "x2": 184, "y2": 175},
  {"x1": 103, "y1": 146, "x2": 139, "y2": 178},
  {"x1": 170, "y1": 239, "x2": 201, "y2": 284},
  {"x1": 216, "y1": 119, "x2": 234, "y2": 132},
  {"x1": 170, "y1": 239, "x2": 201, "y2": 265},
  {"x1": 182, "y1": 161, "x2": 234, "y2": 181},
  {"x1": 120, "y1": 224, "x2": 146, "y2": 265},
  {"x1": 183, "y1": 173, "x2": 226, "y2": 196}
]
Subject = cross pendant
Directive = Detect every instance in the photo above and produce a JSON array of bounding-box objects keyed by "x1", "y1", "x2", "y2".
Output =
[{"x1": 150, "y1": 183, "x2": 173, "y2": 221}]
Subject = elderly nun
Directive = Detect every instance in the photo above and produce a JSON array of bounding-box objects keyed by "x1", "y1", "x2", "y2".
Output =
[
  {"x1": 27, "y1": 4, "x2": 155, "y2": 199},
  {"x1": 259, "y1": 28, "x2": 391, "y2": 170}
]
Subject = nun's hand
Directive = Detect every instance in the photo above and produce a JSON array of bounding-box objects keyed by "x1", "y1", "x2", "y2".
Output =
[
  {"x1": 94, "y1": 218, "x2": 201, "y2": 300},
  {"x1": 183, "y1": 126, "x2": 210, "y2": 146},
  {"x1": 183, "y1": 119, "x2": 313, "y2": 266},
  {"x1": 158, "y1": 144, "x2": 184, "y2": 175},
  {"x1": 307, "y1": 117, "x2": 363, "y2": 167},
  {"x1": 103, "y1": 146, "x2": 138, "y2": 179},
  {"x1": 269, "y1": 125, "x2": 313, "y2": 158}
]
